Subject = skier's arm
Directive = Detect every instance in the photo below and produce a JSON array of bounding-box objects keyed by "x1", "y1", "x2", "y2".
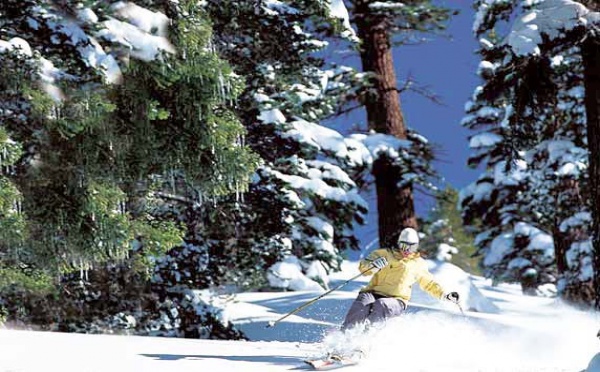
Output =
[{"x1": 417, "y1": 269, "x2": 445, "y2": 299}]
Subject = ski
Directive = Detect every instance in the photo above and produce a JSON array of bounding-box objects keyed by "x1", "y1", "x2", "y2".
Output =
[{"x1": 303, "y1": 353, "x2": 361, "y2": 370}]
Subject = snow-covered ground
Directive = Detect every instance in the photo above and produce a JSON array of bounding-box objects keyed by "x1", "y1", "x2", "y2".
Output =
[{"x1": 2, "y1": 259, "x2": 600, "y2": 371}]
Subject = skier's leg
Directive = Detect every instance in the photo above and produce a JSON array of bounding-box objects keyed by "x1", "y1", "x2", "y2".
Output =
[
  {"x1": 340, "y1": 292, "x2": 376, "y2": 331},
  {"x1": 367, "y1": 297, "x2": 406, "y2": 325}
]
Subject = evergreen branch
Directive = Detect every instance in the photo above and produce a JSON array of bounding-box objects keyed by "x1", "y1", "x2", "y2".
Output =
[
  {"x1": 398, "y1": 72, "x2": 445, "y2": 106},
  {"x1": 152, "y1": 191, "x2": 200, "y2": 207}
]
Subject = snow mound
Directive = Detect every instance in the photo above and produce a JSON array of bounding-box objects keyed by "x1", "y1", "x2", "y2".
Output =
[{"x1": 420, "y1": 261, "x2": 501, "y2": 314}]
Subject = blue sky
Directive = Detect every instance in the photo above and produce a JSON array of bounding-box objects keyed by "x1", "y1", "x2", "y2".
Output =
[
  {"x1": 330, "y1": 1, "x2": 482, "y2": 194},
  {"x1": 397, "y1": 0, "x2": 481, "y2": 189}
]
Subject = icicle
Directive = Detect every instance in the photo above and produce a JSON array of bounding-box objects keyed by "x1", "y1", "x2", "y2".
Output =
[
  {"x1": 218, "y1": 72, "x2": 226, "y2": 99},
  {"x1": 170, "y1": 168, "x2": 176, "y2": 192}
]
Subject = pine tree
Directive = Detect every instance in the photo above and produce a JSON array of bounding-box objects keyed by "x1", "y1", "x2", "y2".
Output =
[
  {"x1": 459, "y1": 45, "x2": 579, "y2": 294},
  {"x1": 463, "y1": 0, "x2": 598, "y2": 302},
  {"x1": 421, "y1": 187, "x2": 480, "y2": 275},
  {"x1": 0, "y1": 0, "x2": 258, "y2": 269},
  {"x1": 1, "y1": 1, "x2": 146, "y2": 269},
  {"x1": 0, "y1": 0, "x2": 257, "y2": 336},
  {"x1": 178, "y1": 0, "x2": 372, "y2": 291},
  {"x1": 344, "y1": 0, "x2": 457, "y2": 247}
]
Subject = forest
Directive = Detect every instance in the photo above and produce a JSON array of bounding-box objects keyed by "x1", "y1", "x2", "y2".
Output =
[{"x1": 0, "y1": 0, "x2": 598, "y2": 339}]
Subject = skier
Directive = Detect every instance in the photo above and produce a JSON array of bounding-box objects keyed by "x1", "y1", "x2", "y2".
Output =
[
  {"x1": 341, "y1": 227, "x2": 460, "y2": 331},
  {"x1": 305, "y1": 227, "x2": 461, "y2": 369}
]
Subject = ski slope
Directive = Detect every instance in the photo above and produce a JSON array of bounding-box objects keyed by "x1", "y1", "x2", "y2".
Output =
[{"x1": 1, "y1": 260, "x2": 600, "y2": 372}]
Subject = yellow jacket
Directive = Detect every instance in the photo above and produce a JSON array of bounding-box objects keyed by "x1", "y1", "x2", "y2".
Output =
[{"x1": 358, "y1": 249, "x2": 445, "y2": 303}]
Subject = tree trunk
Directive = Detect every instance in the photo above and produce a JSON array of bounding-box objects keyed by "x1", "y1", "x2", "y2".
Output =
[
  {"x1": 582, "y1": 35, "x2": 600, "y2": 309},
  {"x1": 552, "y1": 221, "x2": 569, "y2": 275},
  {"x1": 552, "y1": 178, "x2": 580, "y2": 275},
  {"x1": 354, "y1": 3, "x2": 417, "y2": 248}
]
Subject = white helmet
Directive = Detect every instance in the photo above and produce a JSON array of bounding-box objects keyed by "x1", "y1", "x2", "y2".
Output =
[{"x1": 396, "y1": 227, "x2": 419, "y2": 254}]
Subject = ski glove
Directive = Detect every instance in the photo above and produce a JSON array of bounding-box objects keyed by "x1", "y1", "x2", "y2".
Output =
[
  {"x1": 371, "y1": 257, "x2": 388, "y2": 270},
  {"x1": 445, "y1": 292, "x2": 460, "y2": 303}
]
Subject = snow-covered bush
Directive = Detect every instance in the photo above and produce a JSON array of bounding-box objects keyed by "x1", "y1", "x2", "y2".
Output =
[
  {"x1": 484, "y1": 222, "x2": 557, "y2": 295},
  {"x1": 152, "y1": 241, "x2": 211, "y2": 292},
  {"x1": 267, "y1": 255, "x2": 327, "y2": 291}
]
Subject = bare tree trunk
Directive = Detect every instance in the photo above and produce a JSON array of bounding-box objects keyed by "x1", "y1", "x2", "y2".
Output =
[
  {"x1": 582, "y1": 34, "x2": 600, "y2": 309},
  {"x1": 354, "y1": 3, "x2": 417, "y2": 247}
]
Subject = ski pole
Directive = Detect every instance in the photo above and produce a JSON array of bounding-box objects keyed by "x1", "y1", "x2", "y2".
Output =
[
  {"x1": 453, "y1": 300, "x2": 465, "y2": 315},
  {"x1": 266, "y1": 265, "x2": 375, "y2": 328}
]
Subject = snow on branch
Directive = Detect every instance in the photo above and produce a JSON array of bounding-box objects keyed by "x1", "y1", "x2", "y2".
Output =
[
  {"x1": 268, "y1": 168, "x2": 368, "y2": 210},
  {"x1": 262, "y1": 0, "x2": 301, "y2": 15},
  {"x1": 30, "y1": 4, "x2": 123, "y2": 83},
  {"x1": 282, "y1": 119, "x2": 371, "y2": 168},
  {"x1": 506, "y1": 0, "x2": 599, "y2": 56},
  {"x1": 2, "y1": 2, "x2": 176, "y2": 101},
  {"x1": 327, "y1": 0, "x2": 357, "y2": 41},
  {"x1": 99, "y1": 2, "x2": 175, "y2": 63}
]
